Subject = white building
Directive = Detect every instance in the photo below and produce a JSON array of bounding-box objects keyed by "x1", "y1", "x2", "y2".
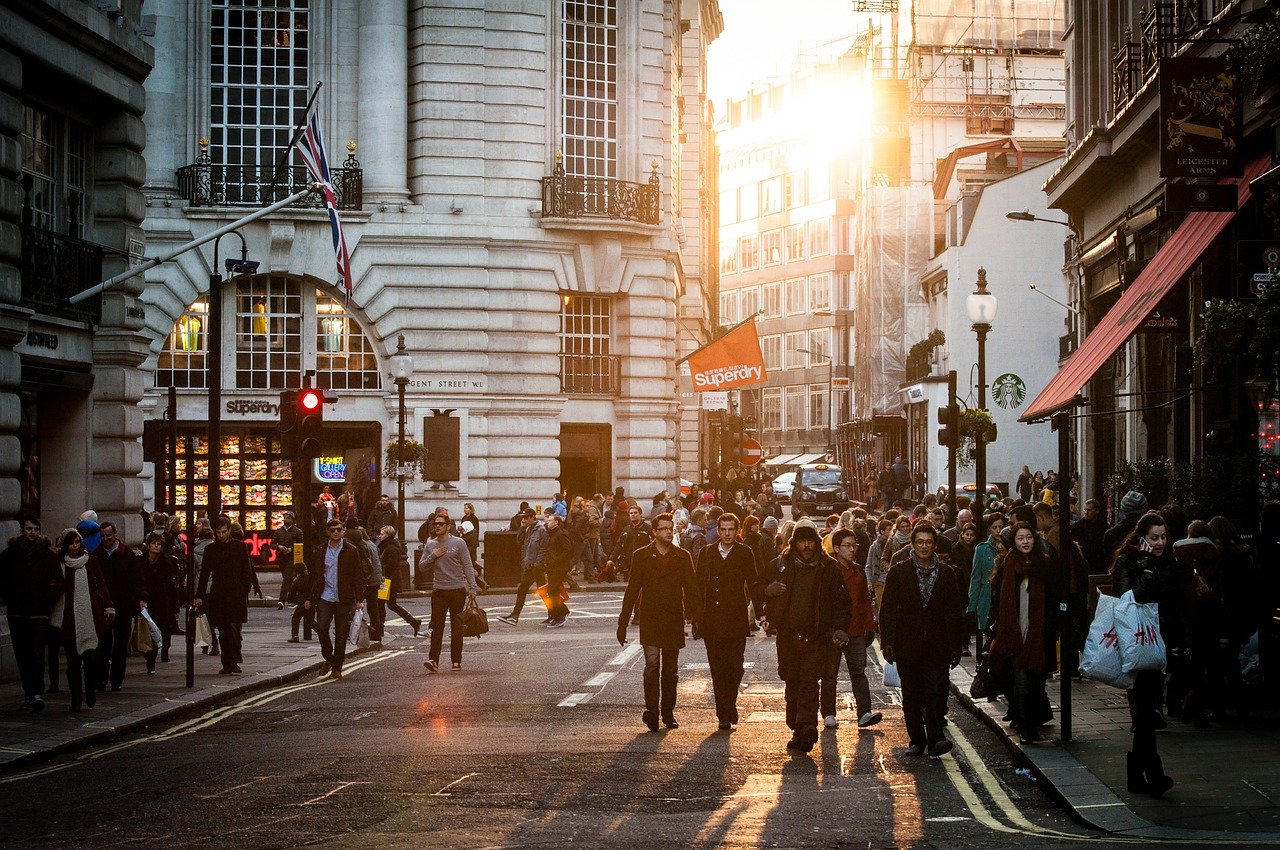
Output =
[{"x1": 134, "y1": 0, "x2": 721, "y2": 553}]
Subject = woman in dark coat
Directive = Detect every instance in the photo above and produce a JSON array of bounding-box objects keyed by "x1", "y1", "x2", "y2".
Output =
[
  {"x1": 988, "y1": 522, "x2": 1056, "y2": 742},
  {"x1": 1111, "y1": 511, "x2": 1185, "y2": 798},
  {"x1": 378, "y1": 526, "x2": 421, "y2": 636},
  {"x1": 617, "y1": 513, "x2": 702, "y2": 731},
  {"x1": 50, "y1": 529, "x2": 113, "y2": 712},
  {"x1": 140, "y1": 531, "x2": 180, "y2": 671}
]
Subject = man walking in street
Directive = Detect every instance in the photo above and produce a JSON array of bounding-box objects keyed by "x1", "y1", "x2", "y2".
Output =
[
  {"x1": 498, "y1": 508, "x2": 547, "y2": 626},
  {"x1": 541, "y1": 512, "x2": 573, "y2": 628},
  {"x1": 694, "y1": 513, "x2": 764, "y2": 731},
  {"x1": 0, "y1": 517, "x2": 62, "y2": 713},
  {"x1": 618, "y1": 512, "x2": 701, "y2": 731},
  {"x1": 879, "y1": 521, "x2": 965, "y2": 757},
  {"x1": 365, "y1": 494, "x2": 398, "y2": 540},
  {"x1": 273, "y1": 512, "x2": 306, "y2": 612},
  {"x1": 195, "y1": 515, "x2": 256, "y2": 675},
  {"x1": 419, "y1": 512, "x2": 478, "y2": 672},
  {"x1": 824, "y1": 528, "x2": 882, "y2": 729},
  {"x1": 304, "y1": 519, "x2": 364, "y2": 679},
  {"x1": 762, "y1": 521, "x2": 851, "y2": 753},
  {"x1": 94, "y1": 521, "x2": 146, "y2": 692},
  {"x1": 604, "y1": 505, "x2": 651, "y2": 583}
]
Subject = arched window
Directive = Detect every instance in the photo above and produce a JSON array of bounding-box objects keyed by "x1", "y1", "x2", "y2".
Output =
[{"x1": 155, "y1": 277, "x2": 381, "y2": 390}]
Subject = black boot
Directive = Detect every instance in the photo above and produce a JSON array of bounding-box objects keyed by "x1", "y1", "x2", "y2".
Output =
[
  {"x1": 1143, "y1": 754, "x2": 1174, "y2": 797},
  {"x1": 1126, "y1": 753, "x2": 1149, "y2": 793}
]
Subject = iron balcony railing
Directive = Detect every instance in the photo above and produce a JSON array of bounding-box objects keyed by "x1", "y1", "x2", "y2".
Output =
[
  {"x1": 177, "y1": 145, "x2": 362, "y2": 211},
  {"x1": 560, "y1": 353, "x2": 621, "y2": 395},
  {"x1": 542, "y1": 160, "x2": 660, "y2": 225},
  {"x1": 1111, "y1": 2, "x2": 1181, "y2": 115},
  {"x1": 19, "y1": 224, "x2": 103, "y2": 324}
]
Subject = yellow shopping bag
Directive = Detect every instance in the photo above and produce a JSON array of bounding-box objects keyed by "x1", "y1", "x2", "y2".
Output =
[{"x1": 377, "y1": 578, "x2": 392, "y2": 601}]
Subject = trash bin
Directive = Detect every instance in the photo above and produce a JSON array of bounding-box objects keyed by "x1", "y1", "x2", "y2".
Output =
[{"x1": 483, "y1": 530, "x2": 521, "y2": 588}]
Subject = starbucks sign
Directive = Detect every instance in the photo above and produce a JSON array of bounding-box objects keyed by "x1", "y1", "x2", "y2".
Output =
[{"x1": 992, "y1": 373, "x2": 1027, "y2": 410}]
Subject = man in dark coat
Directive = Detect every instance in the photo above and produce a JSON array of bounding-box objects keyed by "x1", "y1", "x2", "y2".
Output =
[
  {"x1": 879, "y1": 521, "x2": 966, "y2": 757},
  {"x1": 273, "y1": 511, "x2": 307, "y2": 611},
  {"x1": 0, "y1": 517, "x2": 63, "y2": 712},
  {"x1": 1070, "y1": 498, "x2": 1109, "y2": 575},
  {"x1": 762, "y1": 521, "x2": 852, "y2": 753},
  {"x1": 94, "y1": 521, "x2": 146, "y2": 691},
  {"x1": 618, "y1": 512, "x2": 702, "y2": 732},
  {"x1": 693, "y1": 512, "x2": 764, "y2": 731},
  {"x1": 196, "y1": 515, "x2": 256, "y2": 675},
  {"x1": 365, "y1": 494, "x2": 398, "y2": 540},
  {"x1": 542, "y1": 512, "x2": 573, "y2": 627},
  {"x1": 604, "y1": 504, "x2": 651, "y2": 582},
  {"x1": 304, "y1": 518, "x2": 366, "y2": 679}
]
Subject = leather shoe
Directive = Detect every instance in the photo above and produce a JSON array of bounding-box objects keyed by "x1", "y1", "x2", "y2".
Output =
[
  {"x1": 662, "y1": 716, "x2": 679, "y2": 730},
  {"x1": 642, "y1": 709, "x2": 659, "y2": 732},
  {"x1": 904, "y1": 743, "x2": 927, "y2": 756},
  {"x1": 718, "y1": 722, "x2": 734, "y2": 731},
  {"x1": 927, "y1": 740, "x2": 953, "y2": 758}
]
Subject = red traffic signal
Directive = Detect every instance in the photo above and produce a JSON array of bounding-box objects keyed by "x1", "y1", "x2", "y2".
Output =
[{"x1": 299, "y1": 388, "x2": 323, "y2": 412}]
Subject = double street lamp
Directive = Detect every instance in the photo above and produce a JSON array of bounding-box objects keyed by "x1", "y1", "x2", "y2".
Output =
[
  {"x1": 965, "y1": 268, "x2": 997, "y2": 517},
  {"x1": 388, "y1": 335, "x2": 414, "y2": 542}
]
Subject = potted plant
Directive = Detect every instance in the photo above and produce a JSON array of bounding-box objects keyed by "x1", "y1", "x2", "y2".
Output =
[{"x1": 384, "y1": 439, "x2": 424, "y2": 480}]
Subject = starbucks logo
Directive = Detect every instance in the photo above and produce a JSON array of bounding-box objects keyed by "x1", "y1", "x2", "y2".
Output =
[{"x1": 992, "y1": 373, "x2": 1026, "y2": 410}]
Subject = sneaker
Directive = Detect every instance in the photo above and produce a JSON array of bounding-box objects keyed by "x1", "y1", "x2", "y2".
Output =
[
  {"x1": 328, "y1": 670, "x2": 342, "y2": 680},
  {"x1": 823, "y1": 715, "x2": 838, "y2": 728},
  {"x1": 857, "y1": 710, "x2": 884, "y2": 728},
  {"x1": 497, "y1": 615, "x2": 518, "y2": 626},
  {"x1": 904, "y1": 743, "x2": 927, "y2": 756},
  {"x1": 451, "y1": 662, "x2": 462, "y2": 671},
  {"x1": 31, "y1": 695, "x2": 44, "y2": 715},
  {"x1": 718, "y1": 722, "x2": 734, "y2": 731},
  {"x1": 424, "y1": 659, "x2": 439, "y2": 673},
  {"x1": 276, "y1": 602, "x2": 285, "y2": 610},
  {"x1": 317, "y1": 663, "x2": 331, "y2": 678},
  {"x1": 547, "y1": 618, "x2": 565, "y2": 629},
  {"x1": 927, "y1": 740, "x2": 953, "y2": 758}
]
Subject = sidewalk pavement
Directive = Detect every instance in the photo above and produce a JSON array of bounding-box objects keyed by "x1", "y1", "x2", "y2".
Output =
[
  {"x1": 950, "y1": 652, "x2": 1280, "y2": 840},
  {"x1": 0, "y1": 595, "x2": 432, "y2": 773}
]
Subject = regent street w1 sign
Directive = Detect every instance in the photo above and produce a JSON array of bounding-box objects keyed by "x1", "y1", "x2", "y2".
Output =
[{"x1": 1160, "y1": 55, "x2": 1243, "y2": 179}]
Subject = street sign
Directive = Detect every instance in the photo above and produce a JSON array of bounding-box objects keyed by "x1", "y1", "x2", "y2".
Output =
[{"x1": 740, "y1": 438, "x2": 763, "y2": 466}]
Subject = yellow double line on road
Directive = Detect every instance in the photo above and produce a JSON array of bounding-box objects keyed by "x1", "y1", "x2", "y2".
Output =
[{"x1": 0, "y1": 650, "x2": 407, "y2": 785}]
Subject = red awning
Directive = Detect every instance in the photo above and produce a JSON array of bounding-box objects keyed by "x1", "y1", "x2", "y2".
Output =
[{"x1": 1020, "y1": 153, "x2": 1271, "y2": 423}]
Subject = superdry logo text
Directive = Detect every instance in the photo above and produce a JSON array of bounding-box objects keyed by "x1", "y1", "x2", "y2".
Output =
[{"x1": 691, "y1": 364, "x2": 764, "y2": 389}]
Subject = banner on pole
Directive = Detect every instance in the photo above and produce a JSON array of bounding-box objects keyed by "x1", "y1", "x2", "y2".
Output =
[{"x1": 683, "y1": 318, "x2": 768, "y2": 392}]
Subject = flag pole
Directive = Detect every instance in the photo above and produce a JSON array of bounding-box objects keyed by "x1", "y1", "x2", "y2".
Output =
[
  {"x1": 677, "y1": 312, "x2": 761, "y2": 365},
  {"x1": 263, "y1": 81, "x2": 324, "y2": 204}
]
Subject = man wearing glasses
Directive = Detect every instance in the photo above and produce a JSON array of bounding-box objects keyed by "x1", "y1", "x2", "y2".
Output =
[
  {"x1": 824, "y1": 529, "x2": 882, "y2": 730},
  {"x1": 303, "y1": 519, "x2": 364, "y2": 680},
  {"x1": 419, "y1": 512, "x2": 478, "y2": 672}
]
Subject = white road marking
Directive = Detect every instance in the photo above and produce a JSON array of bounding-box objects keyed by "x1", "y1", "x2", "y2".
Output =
[
  {"x1": 433, "y1": 772, "x2": 478, "y2": 796},
  {"x1": 298, "y1": 781, "x2": 368, "y2": 806},
  {"x1": 557, "y1": 692, "x2": 592, "y2": 707},
  {"x1": 606, "y1": 642, "x2": 644, "y2": 666},
  {"x1": 583, "y1": 672, "x2": 615, "y2": 687}
]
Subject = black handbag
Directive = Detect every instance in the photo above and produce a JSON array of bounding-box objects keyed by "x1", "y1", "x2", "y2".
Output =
[
  {"x1": 459, "y1": 597, "x2": 489, "y2": 638},
  {"x1": 970, "y1": 653, "x2": 1012, "y2": 700}
]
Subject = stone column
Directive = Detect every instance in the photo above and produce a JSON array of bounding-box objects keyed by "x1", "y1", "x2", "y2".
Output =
[
  {"x1": 358, "y1": 0, "x2": 410, "y2": 203},
  {"x1": 141, "y1": 0, "x2": 185, "y2": 196},
  {"x1": 0, "y1": 48, "x2": 27, "y2": 539}
]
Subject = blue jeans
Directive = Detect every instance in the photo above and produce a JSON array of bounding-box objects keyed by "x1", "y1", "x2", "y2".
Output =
[
  {"x1": 316, "y1": 600, "x2": 353, "y2": 673},
  {"x1": 823, "y1": 632, "x2": 873, "y2": 717}
]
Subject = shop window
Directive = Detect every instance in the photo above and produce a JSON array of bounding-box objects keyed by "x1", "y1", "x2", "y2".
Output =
[
  {"x1": 167, "y1": 429, "x2": 293, "y2": 543},
  {"x1": 157, "y1": 298, "x2": 210, "y2": 389},
  {"x1": 235, "y1": 276, "x2": 302, "y2": 388},
  {"x1": 316, "y1": 293, "x2": 380, "y2": 389}
]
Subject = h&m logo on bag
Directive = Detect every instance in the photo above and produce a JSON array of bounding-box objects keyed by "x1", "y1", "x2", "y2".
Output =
[
  {"x1": 1102, "y1": 629, "x2": 1119, "y2": 649},
  {"x1": 1133, "y1": 625, "x2": 1159, "y2": 646}
]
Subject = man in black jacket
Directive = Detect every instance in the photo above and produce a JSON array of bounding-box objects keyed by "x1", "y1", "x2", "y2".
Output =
[
  {"x1": 304, "y1": 519, "x2": 366, "y2": 679},
  {"x1": 0, "y1": 517, "x2": 63, "y2": 712},
  {"x1": 694, "y1": 513, "x2": 765, "y2": 732},
  {"x1": 94, "y1": 522, "x2": 147, "y2": 691},
  {"x1": 604, "y1": 505, "x2": 651, "y2": 582},
  {"x1": 762, "y1": 521, "x2": 851, "y2": 753},
  {"x1": 196, "y1": 516, "x2": 257, "y2": 674},
  {"x1": 879, "y1": 521, "x2": 965, "y2": 757},
  {"x1": 273, "y1": 511, "x2": 307, "y2": 612},
  {"x1": 542, "y1": 512, "x2": 573, "y2": 628}
]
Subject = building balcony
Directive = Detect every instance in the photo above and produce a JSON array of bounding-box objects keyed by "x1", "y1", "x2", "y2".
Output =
[
  {"x1": 560, "y1": 353, "x2": 621, "y2": 395},
  {"x1": 19, "y1": 224, "x2": 103, "y2": 324},
  {"x1": 1111, "y1": 2, "x2": 1178, "y2": 116},
  {"x1": 541, "y1": 159, "x2": 660, "y2": 226},
  {"x1": 176, "y1": 140, "x2": 362, "y2": 211}
]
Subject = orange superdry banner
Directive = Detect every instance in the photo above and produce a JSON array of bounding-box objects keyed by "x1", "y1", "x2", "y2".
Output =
[{"x1": 684, "y1": 318, "x2": 768, "y2": 392}]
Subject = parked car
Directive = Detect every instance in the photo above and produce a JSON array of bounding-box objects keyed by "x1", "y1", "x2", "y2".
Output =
[
  {"x1": 791, "y1": 463, "x2": 851, "y2": 520},
  {"x1": 772, "y1": 471, "x2": 796, "y2": 504},
  {"x1": 949, "y1": 483, "x2": 1004, "y2": 504}
]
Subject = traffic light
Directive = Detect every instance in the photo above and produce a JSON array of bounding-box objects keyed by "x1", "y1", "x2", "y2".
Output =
[
  {"x1": 278, "y1": 389, "x2": 299, "y2": 455},
  {"x1": 297, "y1": 386, "x2": 325, "y2": 458},
  {"x1": 937, "y1": 403, "x2": 958, "y2": 448}
]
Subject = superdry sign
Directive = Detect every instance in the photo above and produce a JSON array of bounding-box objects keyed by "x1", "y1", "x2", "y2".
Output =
[{"x1": 682, "y1": 318, "x2": 768, "y2": 392}]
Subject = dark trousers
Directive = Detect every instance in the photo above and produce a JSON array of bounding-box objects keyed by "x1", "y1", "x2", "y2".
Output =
[
  {"x1": 705, "y1": 632, "x2": 747, "y2": 724},
  {"x1": 61, "y1": 638, "x2": 98, "y2": 709},
  {"x1": 316, "y1": 600, "x2": 353, "y2": 672},
  {"x1": 823, "y1": 633, "x2": 873, "y2": 717},
  {"x1": 509, "y1": 567, "x2": 543, "y2": 620},
  {"x1": 291, "y1": 602, "x2": 315, "y2": 639},
  {"x1": 97, "y1": 616, "x2": 132, "y2": 689},
  {"x1": 545, "y1": 568, "x2": 569, "y2": 621},
  {"x1": 143, "y1": 617, "x2": 174, "y2": 672},
  {"x1": 899, "y1": 659, "x2": 949, "y2": 747},
  {"x1": 429, "y1": 588, "x2": 467, "y2": 664},
  {"x1": 384, "y1": 581, "x2": 419, "y2": 630},
  {"x1": 366, "y1": 588, "x2": 386, "y2": 641},
  {"x1": 1130, "y1": 670, "x2": 1165, "y2": 760},
  {"x1": 217, "y1": 620, "x2": 244, "y2": 667},
  {"x1": 8, "y1": 615, "x2": 48, "y2": 698},
  {"x1": 778, "y1": 634, "x2": 825, "y2": 733},
  {"x1": 643, "y1": 646, "x2": 680, "y2": 720},
  {"x1": 279, "y1": 562, "x2": 298, "y2": 604}
]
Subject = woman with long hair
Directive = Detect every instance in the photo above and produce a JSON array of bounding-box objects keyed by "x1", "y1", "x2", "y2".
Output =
[
  {"x1": 50, "y1": 530, "x2": 113, "y2": 711},
  {"x1": 988, "y1": 522, "x2": 1056, "y2": 742},
  {"x1": 140, "y1": 531, "x2": 180, "y2": 670},
  {"x1": 1110, "y1": 511, "x2": 1184, "y2": 797},
  {"x1": 378, "y1": 525, "x2": 422, "y2": 636}
]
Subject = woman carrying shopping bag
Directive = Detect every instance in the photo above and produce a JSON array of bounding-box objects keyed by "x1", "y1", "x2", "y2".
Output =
[
  {"x1": 50, "y1": 529, "x2": 114, "y2": 712},
  {"x1": 1110, "y1": 511, "x2": 1186, "y2": 797}
]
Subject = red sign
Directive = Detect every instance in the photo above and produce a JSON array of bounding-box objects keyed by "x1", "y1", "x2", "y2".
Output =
[{"x1": 740, "y1": 438, "x2": 763, "y2": 466}]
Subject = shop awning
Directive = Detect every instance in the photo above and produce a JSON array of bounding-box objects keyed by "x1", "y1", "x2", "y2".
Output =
[
  {"x1": 789, "y1": 452, "x2": 828, "y2": 466},
  {"x1": 764, "y1": 453, "x2": 804, "y2": 466},
  {"x1": 1020, "y1": 153, "x2": 1271, "y2": 423}
]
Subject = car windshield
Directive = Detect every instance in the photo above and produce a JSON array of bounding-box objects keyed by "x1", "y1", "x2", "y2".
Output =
[{"x1": 802, "y1": 469, "x2": 842, "y2": 486}]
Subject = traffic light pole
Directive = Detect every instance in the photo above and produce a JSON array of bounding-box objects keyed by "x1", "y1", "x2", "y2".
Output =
[{"x1": 946, "y1": 370, "x2": 957, "y2": 520}]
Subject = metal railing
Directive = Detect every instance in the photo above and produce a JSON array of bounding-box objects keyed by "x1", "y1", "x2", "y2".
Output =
[
  {"x1": 1111, "y1": 2, "x2": 1182, "y2": 115},
  {"x1": 560, "y1": 353, "x2": 621, "y2": 395},
  {"x1": 19, "y1": 224, "x2": 103, "y2": 324},
  {"x1": 177, "y1": 150, "x2": 362, "y2": 211},
  {"x1": 542, "y1": 161, "x2": 660, "y2": 225}
]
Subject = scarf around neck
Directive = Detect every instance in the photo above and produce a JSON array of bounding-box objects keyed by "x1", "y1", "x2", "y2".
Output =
[
  {"x1": 991, "y1": 548, "x2": 1047, "y2": 673},
  {"x1": 50, "y1": 554, "x2": 100, "y2": 658}
]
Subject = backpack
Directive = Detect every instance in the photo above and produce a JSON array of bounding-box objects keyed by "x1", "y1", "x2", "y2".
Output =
[{"x1": 352, "y1": 540, "x2": 374, "y2": 586}]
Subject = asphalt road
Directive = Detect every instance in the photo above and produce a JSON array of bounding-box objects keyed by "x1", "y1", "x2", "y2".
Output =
[{"x1": 0, "y1": 593, "x2": 1140, "y2": 849}]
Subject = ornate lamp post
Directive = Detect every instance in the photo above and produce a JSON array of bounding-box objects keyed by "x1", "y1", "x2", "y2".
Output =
[
  {"x1": 966, "y1": 268, "x2": 997, "y2": 516},
  {"x1": 388, "y1": 335, "x2": 414, "y2": 542}
]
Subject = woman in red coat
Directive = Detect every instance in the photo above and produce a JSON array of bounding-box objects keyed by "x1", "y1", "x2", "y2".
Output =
[
  {"x1": 988, "y1": 522, "x2": 1056, "y2": 743},
  {"x1": 50, "y1": 529, "x2": 113, "y2": 712}
]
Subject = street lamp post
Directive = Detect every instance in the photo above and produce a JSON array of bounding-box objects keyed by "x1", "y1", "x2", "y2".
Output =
[
  {"x1": 388, "y1": 335, "x2": 414, "y2": 542},
  {"x1": 966, "y1": 268, "x2": 997, "y2": 517},
  {"x1": 796, "y1": 347, "x2": 833, "y2": 451}
]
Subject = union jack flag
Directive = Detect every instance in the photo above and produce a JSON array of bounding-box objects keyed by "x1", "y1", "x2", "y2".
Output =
[{"x1": 296, "y1": 104, "x2": 353, "y2": 300}]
